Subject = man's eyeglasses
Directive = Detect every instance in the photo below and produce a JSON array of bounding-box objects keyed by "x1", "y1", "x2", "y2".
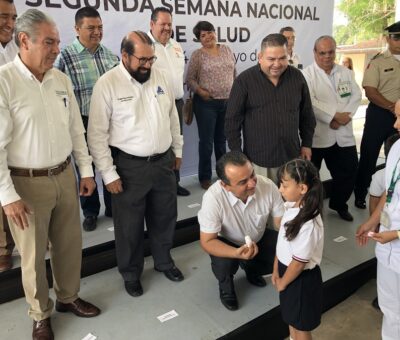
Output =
[
  {"x1": 130, "y1": 54, "x2": 157, "y2": 66},
  {"x1": 81, "y1": 25, "x2": 103, "y2": 32}
]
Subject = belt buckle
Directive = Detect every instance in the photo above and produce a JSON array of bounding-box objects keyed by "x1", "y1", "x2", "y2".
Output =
[{"x1": 47, "y1": 165, "x2": 59, "y2": 176}]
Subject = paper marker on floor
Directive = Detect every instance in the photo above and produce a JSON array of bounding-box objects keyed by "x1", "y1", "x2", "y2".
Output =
[
  {"x1": 333, "y1": 236, "x2": 348, "y2": 242},
  {"x1": 188, "y1": 203, "x2": 201, "y2": 208},
  {"x1": 82, "y1": 333, "x2": 97, "y2": 340},
  {"x1": 157, "y1": 310, "x2": 179, "y2": 323}
]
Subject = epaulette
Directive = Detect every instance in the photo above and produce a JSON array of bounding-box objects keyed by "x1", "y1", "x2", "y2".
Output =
[{"x1": 370, "y1": 52, "x2": 383, "y2": 61}]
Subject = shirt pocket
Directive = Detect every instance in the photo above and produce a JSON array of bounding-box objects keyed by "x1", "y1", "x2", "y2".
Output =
[{"x1": 111, "y1": 98, "x2": 138, "y2": 125}]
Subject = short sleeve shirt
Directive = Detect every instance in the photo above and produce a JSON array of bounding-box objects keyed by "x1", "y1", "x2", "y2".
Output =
[
  {"x1": 362, "y1": 50, "x2": 400, "y2": 103},
  {"x1": 276, "y1": 202, "x2": 324, "y2": 270},
  {"x1": 369, "y1": 168, "x2": 386, "y2": 197},
  {"x1": 198, "y1": 175, "x2": 284, "y2": 245}
]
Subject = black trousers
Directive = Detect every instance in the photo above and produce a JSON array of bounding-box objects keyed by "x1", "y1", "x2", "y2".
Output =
[
  {"x1": 174, "y1": 99, "x2": 184, "y2": 183},
  {"x1": 210, "y1": 228, "x2": 278, "y2": 294},
  {"x1": 79, "y1": 115, "x2": 112, "y2": 217},
  {"x1": 111, "y1": 148, "x2": 177, "y2": 282},
  {"x1": 354, "y1": 103, "x2": 396, "y2": 201},
  {"x1": 312, "y1": 143, "x2": 358, "y2": 211}
]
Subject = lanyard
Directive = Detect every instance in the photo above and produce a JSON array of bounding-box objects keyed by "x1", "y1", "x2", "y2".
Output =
[{"x1": 386, "y1": 158, "x2": 400, "y2": 203}]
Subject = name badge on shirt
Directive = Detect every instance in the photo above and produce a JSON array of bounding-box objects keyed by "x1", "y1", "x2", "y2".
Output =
[{"x1": 337, "y1": 80, "x2": 351, "y2": 98}]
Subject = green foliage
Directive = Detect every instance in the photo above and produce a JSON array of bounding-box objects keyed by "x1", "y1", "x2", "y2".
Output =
[{"x1": 334, "y1": 0, "x2": 395, "y2": 45}]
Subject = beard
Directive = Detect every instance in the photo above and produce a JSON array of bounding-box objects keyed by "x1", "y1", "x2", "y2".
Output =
[{"x1": 125, "y1": 61, "x2": 151, "y2": 84}]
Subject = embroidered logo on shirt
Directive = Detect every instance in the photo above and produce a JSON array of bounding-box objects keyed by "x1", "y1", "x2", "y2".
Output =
[
  {"x1": 156, "y1": 86, "x2": 165, "y2": 95},
  {"x1": 118, "y1": 96, "x2": 134, "y2": 102}
]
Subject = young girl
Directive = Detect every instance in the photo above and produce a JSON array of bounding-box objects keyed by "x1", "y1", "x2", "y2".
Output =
[{"x1": 272, "y1": 159, "x2": 324, "y2": 340}]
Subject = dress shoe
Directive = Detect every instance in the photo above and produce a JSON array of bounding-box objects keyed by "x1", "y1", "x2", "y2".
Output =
[
  {"x1": 336, "y1": 210, "x2": 354, "y2": 222},
  {"x1": 0, "y1": 254, "x2": 12, "y2": 272},
  {"x1": 219, "y1": 289, "x2": 238, "y2": 311},
  {"x1": 56, "y1": 298, "x2": 100, "y2": 317},
  {"x1": 32, "y1": 318, "x2": 54, "y2": 340},
  {"x1": 246, "y1": 274, "x2": 267, "y2": 287},
  {"x1": 104, "y1": 209, "x2": 112, "y2": 218},
  {"x1": 200, "y1": 180, "x2": 211, "y2": 190},
  {"x1": 177, "y1": 185, "x2": 191, "y2": 196},
  {"x1": 156, "y1": 265, "x2": 184, "y2": 282},
  {"x1": 124, "y1": 280, "x2": 143, "y2": 297},
  {"x1": 83, "y1": 216, "x2": 97, "y2": 231},
  {"x1": 355, "y1": 199, "x2": 366, "y2": 209}
]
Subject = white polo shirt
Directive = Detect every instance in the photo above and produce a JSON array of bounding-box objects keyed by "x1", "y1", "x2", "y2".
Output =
[
  {"x1": 369, "y1": 168, "x2": 385, "y2": 197},
  {"x1": 276, "y1": 202, "x2": 324, "y2": 270},
  {"x1": 198, "y1": 175, "x2": 284, "y2": 246},
  {"x1": 148, "y1": 32, "x2": 185, "y2": 100},
  {"x1": 0, "y1": 40, "x2": 18, "y2": 66},
  {"x1": 376, "y1": 139, "x2": 400, "y2": 273}
]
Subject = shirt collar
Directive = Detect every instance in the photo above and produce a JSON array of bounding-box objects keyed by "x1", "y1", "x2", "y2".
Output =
[
  {"x1": 13, "y1": 54, "x2": 54, "y2": 82},
  {"x1": 313, "y1": 61, "x2": 338, "y2": 76},
  {"x1": 72, "y1": 37, "x2": 102, "y2": 54},
  {"x1": 284, "y1": 201, "x2": 299, "y2": 210},
  {"x1": 224, "y1": 186, "x2": 256, "y2": 207}
]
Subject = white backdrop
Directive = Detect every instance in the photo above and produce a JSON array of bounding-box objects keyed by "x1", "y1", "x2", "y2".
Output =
[{"x1": 17, "y1": 0, "x2": 334, "y2": 176}]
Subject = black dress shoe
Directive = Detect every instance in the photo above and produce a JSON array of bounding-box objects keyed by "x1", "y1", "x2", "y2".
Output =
[
  {"x1": 83, "y1": 216, "x2": 97, "y2": 231},
  {"x1": 219, "y1": 289, "x2": 238, "y2": 311},
  {"x1": 156, "y1": 266, "x2": 184, "y2": 282},
  {"x1": 177, "y1": 185, "x2": 190, "y2": 196},
  {"x1": 124, "y1": 280, "x2": 143, "y2": 297},
  {"x1": 104, "y1": 209, "x2": 112, "y2": 218},
  {"x1": 355, "y1": 199, "x2": 366, "y2": 209},
  {"x1": 246, "y1": 274, "x2": 267, "y2": 287},
  {"x1": 336, "y1": 210, "x2": 354, "y2": 222}
]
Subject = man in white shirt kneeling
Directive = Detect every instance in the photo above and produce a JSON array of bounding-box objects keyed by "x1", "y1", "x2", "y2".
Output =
[{"x1": 198, "y1": 151, "x2": 284, "y2": 311}]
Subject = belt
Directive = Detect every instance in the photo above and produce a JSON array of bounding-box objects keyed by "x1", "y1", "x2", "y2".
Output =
[
  {"x1": 116, "y1": 148, "x2": 170, "y2": 162},
  {"x1": 9, "y1": 156, "x2": 71, "y2": 177}
]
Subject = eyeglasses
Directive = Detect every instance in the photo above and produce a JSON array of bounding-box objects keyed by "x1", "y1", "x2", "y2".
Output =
[
  {"x1": 81, "y1": 25, "x2": 103, "y2": 32},
  {"x1": 130, "y1": 54, "x2": 157, "y2": 66},
  {"x1": 317, "y1": 50, "x2": 335, "y2": 56}
]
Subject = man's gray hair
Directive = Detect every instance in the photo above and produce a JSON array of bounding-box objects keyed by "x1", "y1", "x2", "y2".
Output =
[
  {"x1": 15, "y1": 9, "x2": 55, "y2": 47},
  {"x1": 261, "y1": 33, "x2": 288, "y2": 52},
  {"x1": 313, "y1": 35, "x2": 336, "y2": 51}
]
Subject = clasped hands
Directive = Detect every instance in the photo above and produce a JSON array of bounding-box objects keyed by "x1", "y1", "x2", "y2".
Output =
[{"x1": 330, "y1": 112, "x2": 351, "y2": 130}]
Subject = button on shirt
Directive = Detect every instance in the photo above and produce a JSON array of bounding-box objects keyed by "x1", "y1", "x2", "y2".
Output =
[
  {"x1": 376, "y1": 139, "x2": 400, "y2": 274},
  {"x1": 302, "y1": 63, "x2": 362, "y2": 148},
  {"x1": 148, "y1": 32, "x2": 184, "y2": 100},
  {"x1": 54, "y1": 38, "x2": 119, "y2": 117},
  {"x1": 88, "y1": 63, "x2": 183, "y2": 185},
  {"x1": 362, "y1": 50, "x2": 400, "y2": 104},
  {"x1": 0, "y1": 40, "x2": 18, "y2": 66},
  {"x1": 198, "y1": 175, "x2": 284, "y2": 245},
  {"x1": 0, "y1": 56, "x2": 93, "y2": 206},
  {"x1": 276, "y1": 202, "x2": 324, "y2": 270}
]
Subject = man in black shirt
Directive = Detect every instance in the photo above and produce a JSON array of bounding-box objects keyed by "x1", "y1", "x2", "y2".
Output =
[{"x1": 225, "y1": 34, "x2": 315, "y2": 183}]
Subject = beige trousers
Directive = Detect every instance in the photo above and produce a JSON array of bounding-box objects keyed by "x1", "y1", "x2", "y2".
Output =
[
  {"x1": 8, "y1": 163, "x2": 82, "y2": 321},
  {"x1": 0, "y1": 208, "x2": 14, "y2": 256},
  {"x1": 252, "y1": 163, "x2": 280, "y2": 185}
]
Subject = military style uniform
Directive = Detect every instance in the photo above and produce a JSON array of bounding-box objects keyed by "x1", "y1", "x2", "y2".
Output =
[{"x1": 354, "y1": 49, "x2": 400, "y2": 203}]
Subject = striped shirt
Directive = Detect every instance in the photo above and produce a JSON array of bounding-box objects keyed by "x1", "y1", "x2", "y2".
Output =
[
  {"x1": 54, "y1": 38, "x2": 119, "y2": 117},
  {"x1": 225, "y1": 65, "x2": 315, "y2": 168}
]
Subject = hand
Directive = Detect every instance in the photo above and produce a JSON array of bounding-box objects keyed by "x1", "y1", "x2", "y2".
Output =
[
  {"x1": 355, "y1": 222, "x2": 377, "y2": 246},
  {"x1": 369, "y1": 230, "x2": 399, "y2": 244},
  {"x1": 274, "y1": 277, "x2": 287, "y2": 292},
  {"x1": 173, "y1": 157, "x2": 182, "y2": 170},
  {"x1": 106, "y1": 179, "x2": 123, "y2": 194},
  {"x1": 271, "y1": 270, "x2": 279, "y2": 286},
  {"x1": 3, "y1": 200, "x2": 33, "y2": 230},
  {"x1": 235, "y1": 242, "x2": 259, "y2": 260},
  {"x1": 334, "y1": 112, "x2": 351, "y2": 125},
  {"x1": 79, "y1": 177, "x2": 96, "y2": 196},
  {"x1": 329, "y1": 120, "x2": 341, "y2": 130},
  {"x1": 300, "y1": 147, "x2": 312, "y2": 160},
  {"x1": 198, "y1": 88, "x2": 211, "y2": 101}
]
